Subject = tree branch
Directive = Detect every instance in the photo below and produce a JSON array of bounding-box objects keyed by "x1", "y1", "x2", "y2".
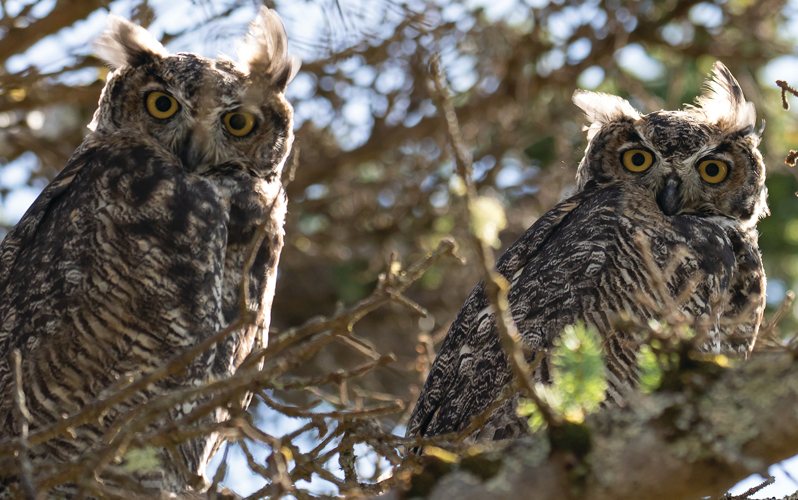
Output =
[{"x1": 383, "y1": 353, "x2": 798, "y2": 500}]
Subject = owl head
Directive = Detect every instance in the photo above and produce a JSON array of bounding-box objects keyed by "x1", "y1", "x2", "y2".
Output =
[
  {"x1": 90, "y1": 7, "x2": 300, "y2": 179},
  {"x1": 573, "y1": 62, "x2": 767, "y2": 230}
]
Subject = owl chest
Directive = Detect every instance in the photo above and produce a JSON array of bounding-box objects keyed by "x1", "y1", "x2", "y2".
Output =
[
  {"x1": 608, "y1": 216, "x2": 729, "y2": 317},
  {"x1": 511, "y1": 208, "x2": 734, "y2": 337},
  {"x1": 54, "y1": 164, "x2": 226, "y2": 366}
]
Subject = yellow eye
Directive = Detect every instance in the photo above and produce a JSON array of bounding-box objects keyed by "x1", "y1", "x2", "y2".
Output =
[
  {"x1": 146, "y1": 91, "x2": 179, "y2": 119},
  {"x1": 698, "y1": 159, "x2": 728, "y2": 184},
  {"x1": 223, "y1": 112, "x2": 255, "y2": 137},
  {"x1": 622, "y1": 149, "x2": 654, "y2": 172}
]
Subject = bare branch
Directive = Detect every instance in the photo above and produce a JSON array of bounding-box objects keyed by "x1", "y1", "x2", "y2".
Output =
[
  {"x1": 9, "y1": 349, "x2": 37, "y2": 500},
  {"x1": 427, "y1": 56, "x2": 559, "y2": 428},
  {"x1": 381, "y1": 353, "x2": 798, "y2": 500}
]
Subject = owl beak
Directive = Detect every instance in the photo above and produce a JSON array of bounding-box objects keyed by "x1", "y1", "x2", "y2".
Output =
[
  {"x1": 179, "y1": 130, "x2": 212, "y2": 173},
  {"x1": 656, "y1": 176, "x2": 682, "y2": 216}
]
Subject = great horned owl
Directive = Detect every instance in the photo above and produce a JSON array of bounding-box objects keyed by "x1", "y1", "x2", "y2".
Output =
[
  {"x1": 407, "y1": 62, "x2": 767, "y2": 442},
  {"x1": 0, "y1": 8, "x2": 298, "y2": 495}
]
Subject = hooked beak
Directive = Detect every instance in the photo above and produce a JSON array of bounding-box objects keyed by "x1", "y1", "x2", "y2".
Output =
[
  {"x1": 179, "y1": 129, "x2": 212, "y2": 173},
  {"x1": 656, "y1": 175, "x2": 682, "y2": 216}
]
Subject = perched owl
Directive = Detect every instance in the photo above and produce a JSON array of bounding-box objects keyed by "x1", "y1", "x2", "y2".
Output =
[
  {"x1": 0, "y1": 8, "x2": 298, "y2": 496},
  {"x1": 407, "y1": 62, "x2": 767, "y2": 442}
]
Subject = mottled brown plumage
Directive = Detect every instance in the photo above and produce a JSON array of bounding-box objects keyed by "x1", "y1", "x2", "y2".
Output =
[
  {"x1": 0, "y1": 8, "x2": 298, "y2": 496},
  {"x1": 407, "y1": 62, "x2": 767, "y2": 442}
]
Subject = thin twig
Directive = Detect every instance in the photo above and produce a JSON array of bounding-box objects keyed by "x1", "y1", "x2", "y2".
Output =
[
  {"x1": 427, "y1": 56, "x2": 559, "y2": 428},
  {"x1": 261, "y1": 391, "x2": 402, "y2": 420},
  {"x1": 775, "y1": 81, "x2": 798, "y2": 166},
  {"x1": 207, "y1": 441, "x2": 230, "y2": 500},
  {"x1": 776, "y1": 80, "x2": 798, "y2": 110},
  {"x1": 758, "y1": 291, "x2": 795, "y2": 345},
  {"x1": 721, "y1": 475, "x2": 774, "y2": 499},
  {"x1": 9, "y1": 349, "x2": 37, "y2": 500}
]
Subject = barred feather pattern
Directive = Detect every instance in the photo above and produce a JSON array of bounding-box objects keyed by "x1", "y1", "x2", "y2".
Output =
[
  {"x1": 407, "y1": 62, "x2": 767, "y2": 442},
  {"x1": 0, "y1": 138, "x2": 285, "y2": 492},
  {"x1": 0, "y1": 8, "x2": 296, "y2": 497}
]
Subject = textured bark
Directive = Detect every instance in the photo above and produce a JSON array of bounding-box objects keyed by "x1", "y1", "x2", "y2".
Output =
[{"x1": 385, "y1": 353, "x2": 798, "y2": 500}]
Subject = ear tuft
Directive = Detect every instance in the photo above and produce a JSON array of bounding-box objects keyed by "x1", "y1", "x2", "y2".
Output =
[
  {"x1": 572, "y1": 90, "x2": 641, "y2": 140},
  {"x1": 689, "y1": 61, "x2": 756, "y2": 132},
  {"x1": 236, "y1": 7, "x2": 301, "y2": 91},
  {"x1": 93, "y1": 14, "x2": 168, "y2": 69}
]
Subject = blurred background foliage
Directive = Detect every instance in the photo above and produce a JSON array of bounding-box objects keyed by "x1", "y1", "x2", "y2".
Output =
[{"x1": 3, "y1": 0, "x2": 798, "y2": 495}]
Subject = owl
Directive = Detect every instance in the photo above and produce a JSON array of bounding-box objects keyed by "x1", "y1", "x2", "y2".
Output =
[
  {"x1": 407, "y1": 62, "x2": 767, "y2": 442},
  {"x1": 0, "y1": 7, "x2": 298, "y2": 496}
]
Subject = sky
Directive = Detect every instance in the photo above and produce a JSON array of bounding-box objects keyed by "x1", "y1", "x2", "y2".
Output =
[{"x1": 3, "y1": 0, "x2": 798, "y2": 497}]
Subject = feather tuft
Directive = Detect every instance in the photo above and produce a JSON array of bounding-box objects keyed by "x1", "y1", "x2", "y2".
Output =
[
  {"x1": 93, "y1": 15, "x2": 168, "y2": 69},
  {"x1": 572, "y1": 90, "x2": 641, "y2": 140},
  {"x1": 236, "y1": 7, "x2": 301, "y2": 90},
  {"x1": 688, "y1": 61, "x2": 756, "y2": 132}
]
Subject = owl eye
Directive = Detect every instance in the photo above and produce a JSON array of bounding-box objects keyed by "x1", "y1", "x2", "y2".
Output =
[
  {"x1": 223, "y1": 112, "x2": 256, "y2": 137},
  {"x1": 146, "y1": 91, "x2": 179, "y2": 119},
  {"x1": 697, "y1": 159, "x2": 729, "y2": 184},
  {"x1": 622, "y1": 149, "x2": 654, "y2": 173}
]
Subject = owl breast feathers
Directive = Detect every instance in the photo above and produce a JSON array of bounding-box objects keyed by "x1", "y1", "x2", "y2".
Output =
[
  {"x1": 408, "y1": 62, "x2": 767, "y2": 442},
  {"x1": 0, "y1": 8, "x2": 298, "y2": 496}
]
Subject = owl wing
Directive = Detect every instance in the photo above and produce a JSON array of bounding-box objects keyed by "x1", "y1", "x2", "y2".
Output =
[
  {"x1": 211, "y1": 174, "x2": 287, "y2": 377},
  {"x1": 406, "y1": 183, "x2": 603, "y2": 440},
  {"x1": 0, "y1": 153, "x2": 86, "y2": 293},
  {"x1": 719, "y1": 225, "x2": 766, "y2": 353},
  {"x1": 197, "y1": 174, "x2": 287, "y2": 477},
  {"x1": 407, "y1": 184, "x2": 740, "y2": 441},
  {"x1": 0, "y1": 150, "x2": 93, "y2": 371},
  {"x1": 0, "y1": 142, "x2": 228, "y2": 485}
]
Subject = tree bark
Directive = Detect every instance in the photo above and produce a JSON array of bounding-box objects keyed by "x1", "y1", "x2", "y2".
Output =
[{"x1": 386, "y1": 352, "x2": 798, "y2": 500}]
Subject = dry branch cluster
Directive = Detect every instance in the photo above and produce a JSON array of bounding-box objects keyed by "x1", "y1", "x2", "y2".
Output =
[
  {"x1": 390, "y1": 58, "x2": 798, "y2": 500},
  {"x1": 0, "y1": 193, "x2": 465, "y2": 498},
  {"x1": 2, "y1": 1, "x2": 798, "y2": 499}
]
